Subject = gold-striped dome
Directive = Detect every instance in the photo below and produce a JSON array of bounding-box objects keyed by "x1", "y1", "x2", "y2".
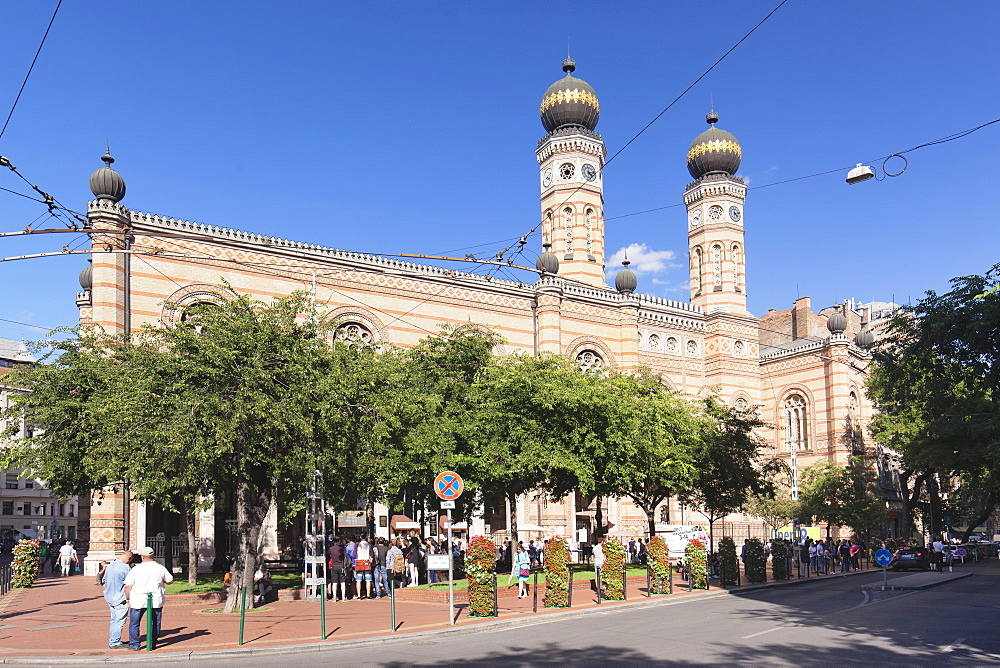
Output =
[
  {"x1": 540, "y1": 58, "x2": 600, "y2": 133},
  {"x1": 687, "y1": 112, "x2": 741, "y2": 179}
]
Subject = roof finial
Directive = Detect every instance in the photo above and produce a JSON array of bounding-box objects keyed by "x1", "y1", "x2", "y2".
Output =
[
  {"x1": 562, "y1": 39, "x2": 576, "y2": 74},
  {"x1": 102, "y1": 140, "x2": 114, "y2": 166},
  {"x1": 707, "y1": 96, "x2": 718, "y2": 125}
]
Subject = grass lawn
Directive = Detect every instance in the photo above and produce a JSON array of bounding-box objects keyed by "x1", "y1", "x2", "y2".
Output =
[
  {"x1": 412, "y1": 564, "x2": 651, "y2": 591},
  {"x1": 165, "y1": 572, "x2": 302, "y2": 595}
]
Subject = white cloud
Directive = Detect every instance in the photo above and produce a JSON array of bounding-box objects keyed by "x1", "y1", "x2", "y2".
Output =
[{"x1": 605, "y1": 243, "x2": 678, "y2": 277}]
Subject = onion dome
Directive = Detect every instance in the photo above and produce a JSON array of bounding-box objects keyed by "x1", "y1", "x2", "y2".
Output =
[
  {"x1": 855, "y1": 328, "x2": 874, "y2": 348},
  {"x1": 686, "y1": 111, "x2": 741, "y2": 179},
  {"x1": 615, "y1": 258, "x2": 637, "y2": 294},
  {"x1": 536, "y1": 243, "x2": 559, "y2": 274},
  {"x1": 89, "y1": 151, "x2": 126, "y2": 202},
  {"x1": 826, "y1": 309, "x2": 848, "y2": 334},
  {"x1": 540, "y1": 58, "x2": 600, "y2": 133},
  {"x1": 78, "y1": 260, "x2": 93, "y2": 290}
]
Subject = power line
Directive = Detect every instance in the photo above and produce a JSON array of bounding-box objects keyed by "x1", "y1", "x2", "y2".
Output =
[
  {"x1": 0, "y1": 316, "x2": 54, "y2": 332},
  {"x1": 0, "y1": 0, "x2": 63, "y2": 140}
]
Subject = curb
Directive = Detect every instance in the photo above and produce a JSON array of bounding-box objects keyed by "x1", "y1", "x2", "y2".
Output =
[
  {"x1": 0, "y1": 567, "x2": 924, "y2": 664},
  {"x1": 860, "y1": 570, "x2": 972, "y2": 591}
]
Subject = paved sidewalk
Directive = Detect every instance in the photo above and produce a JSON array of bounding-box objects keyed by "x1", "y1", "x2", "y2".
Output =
[{"x1": 0, "y1": 565, "x2": 889, "y2": 663}]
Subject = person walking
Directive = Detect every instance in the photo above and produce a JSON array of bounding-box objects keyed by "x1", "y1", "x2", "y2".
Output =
[
  {"x1": 514, "y1": 543, "x2": 531, "y2": 598},
  {"x1": 58, "y1": 541, "x2": 78, "y2": 577},
  {"x1": 593, "y1": 538, "x2": 606, "y2": 595},
  {"x1": 372, "y1": 537, "x2": 390, "y2": 598},
  {"x1": 102, "y1": 549, "x2": 133, "y2": 650},
  {"x1": 123, "y1": 546, "x2": 173, "y2": 651}
]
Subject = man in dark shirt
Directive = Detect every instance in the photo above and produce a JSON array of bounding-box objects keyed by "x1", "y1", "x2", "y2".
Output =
[
  {"x1": 326, "y1": 540, "x2": 346, "y2": 601},
  {"x1": 372, "y1": 538, "x2": 390, "y2": 598}
]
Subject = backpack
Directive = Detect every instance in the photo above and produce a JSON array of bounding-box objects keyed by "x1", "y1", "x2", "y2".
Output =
[{"x1": 391, "y1": 550, "x2": 406, "y2": 574}]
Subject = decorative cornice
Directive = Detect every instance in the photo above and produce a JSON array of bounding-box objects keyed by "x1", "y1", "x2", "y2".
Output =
[{"x1": 540, "y1": 89, "x2": 600, "y2": 114}]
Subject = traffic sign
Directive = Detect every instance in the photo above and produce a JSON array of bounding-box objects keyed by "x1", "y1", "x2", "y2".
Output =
[
  {"x1": 954, "y1": 548, "x2": 967, "y2": 557},
  {"x1": 874, "y1": 549, "x2": 893, "y2": 566},
  {"x1": 434, "y1": 470, "x2": 464, "y2": 500},
  {"x1": 440, "y1": 500, "x2": 456, "y2": 510}
]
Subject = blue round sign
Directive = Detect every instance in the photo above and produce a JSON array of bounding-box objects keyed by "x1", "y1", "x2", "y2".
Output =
[{"x1": 874, "y1": 549, "x2": 893, "y2": 566}]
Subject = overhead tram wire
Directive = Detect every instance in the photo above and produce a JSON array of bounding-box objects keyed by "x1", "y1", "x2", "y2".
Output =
[
  {"x1": 0, "y1": 0, "x2": 63, "y2": 141},
  {"x1": 491, "y1": 0, "x2": 789, "y2": 268}
]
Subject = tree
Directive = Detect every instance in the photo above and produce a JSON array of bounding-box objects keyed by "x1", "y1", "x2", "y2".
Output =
[
  {"x1": 683, "y1": 398, "x2": 783, "y2": 552},
  {"x1": 744, "y1": 493, "x2": 801, "y2": 535},
  {"x1": 867, "y1": 263, "x2": 1000, "y2": 541},
  {"x1": 799, "y1": 457, "x2": 883, "y2": 537},
  {"x1": 2, "y1": 289, "x2": 363, "y2": 611}
]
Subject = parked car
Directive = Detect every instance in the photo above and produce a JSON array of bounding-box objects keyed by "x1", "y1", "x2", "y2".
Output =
[{"x1": 892, "y1": 546, "x2": 930, "y2": 571}]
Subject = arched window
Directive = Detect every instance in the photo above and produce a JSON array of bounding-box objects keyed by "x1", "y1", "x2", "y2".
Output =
[
  {"x1": 334, "y1": 321, "x2": 373, "y2": 348},
  {"x1": 732, "y1": 243, "x2": 743, "y2": 292},
  {"x1": 576, "y1": 349, "x2": 603, "y2": 373},
  {"x1": 585, "y1": 208, "x2": 594, "y2": 255},
  {"x1": 544, "y1": 210, "x2": 553, "y2": 246},
  {"x1": 784, "y1": 394, "x2": 807, "y2": 451},
  {"x1": 694, "y1": 248, "x2": 703, "y2": 293},
  {"x1": 712, "y1": 244, "x2": 723, "y2": 287},
  {"x1": 564, "y1": 207, "x2": 574, "y2": 254},
  {"x1": 179, "y1": 301, "x2": 218, "y2": 334}
]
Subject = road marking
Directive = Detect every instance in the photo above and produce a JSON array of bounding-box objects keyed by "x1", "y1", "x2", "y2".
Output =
[
  {"x1": 940, "y1": 638, "x2": 965, "y2": 653},
  {"x1": 0, "y1": 625, "x2": 16, "y2": 629},
  {"x1": 741, "y1": 626, "x2": 785, "y2": 639},
  {"x1": 25, "y1": 624, "x2": 74, "y2": 631}
]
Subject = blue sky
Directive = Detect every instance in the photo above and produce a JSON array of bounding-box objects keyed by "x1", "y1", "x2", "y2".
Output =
[{"x1": 1, "y1": 1, "x2": 998, "y2": 343}]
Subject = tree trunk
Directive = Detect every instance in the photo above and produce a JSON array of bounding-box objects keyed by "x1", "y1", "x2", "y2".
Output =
[
  {"x1": 595, "y1": 497, "x2": 603, "y2": 541},
  {"x1": 224, "y1": 476, "x2": 274, "y2": 613},
  {"x1": 178, "y1": 496, "x2": 199, "y2": 586},
  {"x1": 508, "y1": 492, "x2": 519, "y2": 544},
  {"x1": 366, "y1": 498, "x2": 375, "y2": 539},
  {"x1": 960, "y1": 491, "x2": 998, "y2": 543},
  {"x1": 645, "y1": 506, "x2": 656, "y2": 541}
]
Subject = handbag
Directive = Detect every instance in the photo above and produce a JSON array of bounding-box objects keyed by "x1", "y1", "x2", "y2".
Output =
[
  {"x1": 519, "y1": 566, "x2": 529, "y2": 577},
  {"x1": 355, "y1": 559, "x2": 371, "y2": 571}
]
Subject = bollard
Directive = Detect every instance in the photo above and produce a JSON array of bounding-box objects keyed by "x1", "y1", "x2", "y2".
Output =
[
  {"x1": 596, "y1": 568, "x2": 602, "y2": 604},
  {"x1": 532, "y1": 570, "x2": 538, "y2": 613},
  {"x1": 492, "y1": 573, "x2": 498, "y2": 617},
  {"x1": 238, "y1": 585, "x2": 246, "y2": 646},
  {"x1": 622, "y1": 564, "x2": 627, "y2": 600},
  {"x1": 646, "y1": 565, "x2": 651, "y2": 598},
  {"x1": 320, "y1": 583, "x2": 326, "y2": 640},
  {"x1": 145, "y1": 592, "x2": 154, "y2": 652},
  {"x1": 389, "y1": 578, "x2": 396, "y2": 632},
  {"x1": 567, "y1": 571, "x2": 574, "y2": 608}
]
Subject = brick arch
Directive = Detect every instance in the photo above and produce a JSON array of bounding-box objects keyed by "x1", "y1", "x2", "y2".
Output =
[
  {"x1": 161, "y1": 283, "x2": 233, "y2": 325},
  {"x1": 325, "y1": 306, "x2": 388, "y2": 345},
  {"x1": 566, "y1": 336, "x2": 616, "y2": 369}
]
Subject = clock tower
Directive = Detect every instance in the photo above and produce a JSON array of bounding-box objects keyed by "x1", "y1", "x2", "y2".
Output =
[
  {"x1": 684, "y1": 112, "x2": 748, "y2": 314},
  {"x1": 536, "y1": 58, "x2": 607, "y2": 288}
]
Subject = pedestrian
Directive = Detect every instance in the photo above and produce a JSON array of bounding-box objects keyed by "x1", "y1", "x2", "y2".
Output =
[
  {"x1": 514, "y1": 543, "x2": 531, "y2": 598},
  {"x1": 102, "y1": 549, "x2": 134, "y2": 650},
  {"x1": 372, "y1": 537, "x2": 390, "y2": 598},
  {"x1": 123, "y1": 546, "x2": 173, "y2": 651},
  {"x1": 807, "y1": 539, "x2": 818, "y2": 575},
  {"x1": 354, "y1": 535, "x2": 373, "y2": 599},
  {"x1": 741, "y1": 539, "x2": 749, "y2": 575},
  {"x1": 593, "y1": 538, "x2": 605, "y2": 593},
  {"x1": 406, "y1": 537, "x2": 424, "y2": 587},
  {"x1": 253, "y1": 565, "x2": 272, "y2": 604},
  {"x1": 327, "y1": 539, "x2": 346, "y2": 601},
  {"x1": 638, "y1": 538, "x2": 648, "y2": 566},
  {"x1": 849, "y1": 540, "x2": 861, "y2": 570},
  {"x1": 839, "y1": 540, "x2": 852, "y2": 572},
  {"x1": 388, "y1": 539, "x2": 406, "y2": 591},
  {"x1": 58, "y1": 540, "x2": 78, "y2": 577}
]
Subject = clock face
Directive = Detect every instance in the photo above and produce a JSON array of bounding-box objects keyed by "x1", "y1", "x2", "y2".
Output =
[
  {"x1": 581, "y1": 163, "x2": 597, "y2": 182},
  {"x1": 729, "y1": 205, "x2": 742, "y2": 222},
  {"x1": 709, "y1": 205, "x2": 724, "y2": 220},
  {"x1": 689, "y1": 210, "x2": 703, "y2": 228},
  {"x1": 542, "y1": 169, "x2": 552, "y2": 187}
]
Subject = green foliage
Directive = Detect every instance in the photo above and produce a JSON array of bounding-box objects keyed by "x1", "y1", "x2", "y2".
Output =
[
  {"x1": 465, "y1": 536, "x2": 496, "y2": 617},
  {"x1": 744, "y1": 494, "x2": 801, "y2": 532},
  {"x1": 12, "y1": 539, "x2": 40, "y2": 588},
  {"x1": 799, "y1": 457, "x2": 884, "y2": 534},
  {"x1": 684, "y1": 399, "x2": 783, "y2": 551},
  {"x1": 646, "y1": 536, "x2": 670, "y2": 594},
  {"x1": 771, "y1": 540, "x2": 789, "y2": 580},
  {"x1": 601, "y1": 537, "x2": 626, "y2": 600},
  {"x1": 542, "y1": 536, "x2": 571, "y2": 607},
  {"x1": 867, "y1": 264, "x2": 1000, "y2": 539},
  {"x1": 686, "y1": 538, "x2": 708, "y2": 590},
  {"x1": 746, "y1": 538, "x2": 766, "y2": 583},
  {"x1": 718, "y1": 537, "x2": 739, "y2": 586}
]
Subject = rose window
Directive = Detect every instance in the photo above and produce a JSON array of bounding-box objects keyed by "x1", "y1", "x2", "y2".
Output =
[
  {"x1": 648, "y1": 333, "x2": 660, "y2": 350},
  {"x1": 686, "y1": 340, "x2": 698, "y2": 355},
  {"x1": 559, "y1": 162, "x2": 575, "y2": 180},
  {"x1": 666, "y1": 337, "x2": 678, "y2": 353},
  {"x1": 335, "y1": 322, "x2": 373, "y2": 348},
  {"x1": 576, "y1": 349, "x2": 603, "y2": 373}
]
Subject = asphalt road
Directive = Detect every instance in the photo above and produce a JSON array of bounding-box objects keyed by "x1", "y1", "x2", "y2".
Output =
[{"x1": 189, "y1": 561, "x2": 999, "y2": 667}]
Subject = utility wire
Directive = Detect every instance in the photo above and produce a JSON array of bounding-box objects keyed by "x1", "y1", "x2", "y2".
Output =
[{"x1": 0, "y1": 0, "x2": 63, "y2": 140}]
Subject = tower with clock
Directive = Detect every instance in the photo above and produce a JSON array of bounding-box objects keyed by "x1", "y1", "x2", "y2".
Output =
[
  {"x1": 684, "y1": 111, "x2": 748, "y2": 315},
  {"x1": 536, "y1": 58, "x2": 607, "y2": 287}
]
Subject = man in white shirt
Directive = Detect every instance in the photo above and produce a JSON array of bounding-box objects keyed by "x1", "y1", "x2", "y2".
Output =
[
  {"x1": 58, "y1": 541, "x2": 77, "y2": 577},
  {"x1": 123, "y1": 546, "x2": 173, "y2": 651}
]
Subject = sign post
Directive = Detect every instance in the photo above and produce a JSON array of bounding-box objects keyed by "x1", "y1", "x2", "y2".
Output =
[
  {"x1": 874, "y1": 548, "x2": 893, "y2": 589},
  {"x1": 434, "y1": 471, "x2": 464, "y2": 626}
]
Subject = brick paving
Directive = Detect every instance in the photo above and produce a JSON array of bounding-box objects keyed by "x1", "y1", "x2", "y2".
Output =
[{"x1": 0, "y1": 565, "x2": 880, "y2": 660}]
